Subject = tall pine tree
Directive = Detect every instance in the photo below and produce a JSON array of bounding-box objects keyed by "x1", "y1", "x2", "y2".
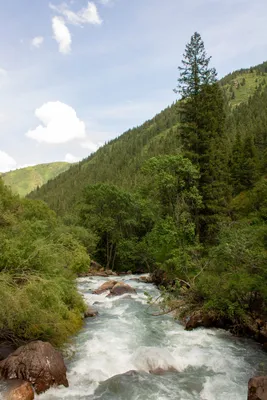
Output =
[{"x1": 175, "y1": 32, "x2": 229, "y2": 243}]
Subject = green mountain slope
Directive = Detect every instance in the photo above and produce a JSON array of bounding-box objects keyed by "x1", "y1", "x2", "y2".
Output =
[
  {"x1": 2, "y1": 162, "x2": 71, "y2": 197},
  {"x1": 28, "y1": 62, "x2": 267, "y2": 214}
]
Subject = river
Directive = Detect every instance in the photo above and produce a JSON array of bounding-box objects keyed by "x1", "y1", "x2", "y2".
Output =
[{"x1": 3, "y1": 275, "x2": 267, "y2": 399}]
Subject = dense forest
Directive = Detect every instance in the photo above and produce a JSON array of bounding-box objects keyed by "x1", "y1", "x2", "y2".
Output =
[{"x1": 3, "y1": 32, "x2": 267, "y2": 345}]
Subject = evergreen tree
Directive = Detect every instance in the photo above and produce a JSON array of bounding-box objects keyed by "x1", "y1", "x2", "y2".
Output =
[
  {"x1": 174, "y1": 32, "x2": 217, "y2": 99},
  {"x1": 230, "y1": 134, "x2": 259, "y2": 194},
  {"x1": 175, "y1": 32, "x2": 228, "y2": 243},
  {"x1": 230, "y1": 132, "x2": 243, "y2": 195},
  {"x1": 241, "y1": 135, "x2": 259, "y2": 190}
]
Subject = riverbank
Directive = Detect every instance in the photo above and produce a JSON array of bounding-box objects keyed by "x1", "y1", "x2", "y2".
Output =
[{"x1": 150, "y1": 269, "x2": 267, "y2": 350}]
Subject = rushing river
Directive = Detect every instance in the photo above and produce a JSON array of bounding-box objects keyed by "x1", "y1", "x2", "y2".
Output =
[{"x1": 3, "y1": 275, "x2": 267, "y2": 399}]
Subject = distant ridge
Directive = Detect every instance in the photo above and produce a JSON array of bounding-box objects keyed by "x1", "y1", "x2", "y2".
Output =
[{"x1": 2, "y1": 162, "x2": 71, "y2": 197}]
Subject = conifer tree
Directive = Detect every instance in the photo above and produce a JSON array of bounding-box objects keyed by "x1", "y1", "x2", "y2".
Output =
[
  {"x1": 174, "y1": 32, "x2": 217, "y2": 99},
  {"x1": 175, "y1": 32, "x2": 228, "y2": 243},
  {"x1": 230, "y1": 132, "x2": 243, "y2": 195},
  {"x1": 241, "y1": 135, "x2": 259, "y2": 190}
]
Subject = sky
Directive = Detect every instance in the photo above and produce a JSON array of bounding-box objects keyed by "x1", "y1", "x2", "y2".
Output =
[{"x1": 0, "y1": 0, "x2": 267, "y2": 172}]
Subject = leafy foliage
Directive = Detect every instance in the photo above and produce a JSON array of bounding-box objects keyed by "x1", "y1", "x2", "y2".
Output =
[{"x1": 0, "y1": 178, "x2": 90, "y2": 346}]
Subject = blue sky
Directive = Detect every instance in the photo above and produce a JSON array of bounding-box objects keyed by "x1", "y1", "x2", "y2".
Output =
[{"x1": 0, "y1": 0, "x2": 267, "y2": 172}]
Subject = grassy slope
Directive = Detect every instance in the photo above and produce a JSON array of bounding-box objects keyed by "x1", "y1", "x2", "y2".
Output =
[
  {"x1": 28, "y1": 62, "x2": 267, "y2": 213},
  {"x1": 2, "y1": 162, "x2": 71, "y2": 197},
  {"x1": 221, "y1": 70, "x2": 267, "y2": 107}
]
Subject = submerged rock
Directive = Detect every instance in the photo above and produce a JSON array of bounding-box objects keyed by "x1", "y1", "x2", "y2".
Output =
[
  {"x1": 108, "y1": 282, "x2": 136, "y2": 296},
  {"x1": 84, "y1": 306, "x2": 99, "y2": 318},
  {"x1": 7, "y1": 381, "x2": 34, "y2": 400},
  {"x1": 93, "y1": 280, "x2": 118, "y2": 294},
  {"x1": 132, "y1": 346, "x2": 178, "y2": 374},
  {"x1": 248, "y1": 376, "x2": 267, "y2": 400},
  {"x1": 0, "y1": 341, "x2": 68, "y2": 394}
]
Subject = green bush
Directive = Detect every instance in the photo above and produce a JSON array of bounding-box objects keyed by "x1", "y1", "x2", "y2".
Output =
[{"x1": 0, "y1": 178, "x2": 89, "y2": 346}]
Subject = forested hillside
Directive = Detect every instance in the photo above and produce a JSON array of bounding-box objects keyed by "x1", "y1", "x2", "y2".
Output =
[
  {"x1": 29, "y1": 62, "x2": 267, "y2": 215},
  {"x1": 2, "y1": 162, "x2": 71, "y2": 197},
  {"x1": 27, "y1": 34, "x2": 267, "y2": 341}
]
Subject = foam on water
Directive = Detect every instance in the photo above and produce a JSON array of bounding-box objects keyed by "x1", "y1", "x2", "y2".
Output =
[{"x1": 2, "y1": 274, "x2": 267, "y2": 400}]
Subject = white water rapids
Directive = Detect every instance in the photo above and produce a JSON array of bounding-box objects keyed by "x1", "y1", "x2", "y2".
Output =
[{"x1": 3, "y1": 275, "x2": 267, "y2": 399}]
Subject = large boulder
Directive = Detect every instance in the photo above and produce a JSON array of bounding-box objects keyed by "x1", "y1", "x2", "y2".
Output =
[
  {"x1": 108, "y1": 282, "x2": 136, "y2": 296},
  {"x1": 0, "y1": 341, "x2": 68, "y2": 394},
  {"x1": 248, "y1": 376, "x2": 267, "y2": 400},
  {"x1": 93, "y1": 280, "x2": 118, "y2": 294},
  {"x1": 7, "y1": 381, "x2": 34, "y2": 400}
]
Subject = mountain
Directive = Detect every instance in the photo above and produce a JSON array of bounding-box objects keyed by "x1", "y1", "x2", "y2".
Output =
[
  {"x1": 2, "y1": 162, "x2": 71, "y2": 197},
  {"x1": 28, "y1": 61, "x2": 267, "y2": 214}
]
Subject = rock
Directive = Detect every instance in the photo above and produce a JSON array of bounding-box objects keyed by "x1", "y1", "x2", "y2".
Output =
[
  {"x1": 185, "y1": 311, "x2": 215, "y2": 330},
  {"x1": 106, "y1": 270, "x2": 118, "y2": 276},
  {"x1": 93, "y1": 271, "x2": 109, "y2": 277},
  {"x1": 0, "y1": 341, "x2": 68, "y2": 394},
  {"x1": 90, "y1": 260, "x2": 103, "y2": 271},
  {"x1": 139, "y1": 275, "x2": 153, "y2": 284},
  {"x1": 93, "y1": 280, "x2": 118, "y2": 294},
  {"x1": 108, "y1": 282, "x2": 136, "y2": 296},
  {"x1": 149, "y1": 366, "x2": 177, "y2": 375},
  {"x1": 248, "y1": 376, "x2": 267, "y2": 400},
  {"x1": 151, "y1": 269, "x2": 172, "y2": 287},
  {"x1": 0, "y1": 343, "x2": 17, "y2": 361},
  {"x1": 7, "y1": 381, "x2": 34, "y2": 400},
  {"x1": 114, "y1": 370, "x2": 138, "y2": 378},
  {"x1": 84, "y1": 306, "x2": 99, "y2": 318},
  {"x1": 126, "y1": 270, "x2": 132, "y2": 275}
]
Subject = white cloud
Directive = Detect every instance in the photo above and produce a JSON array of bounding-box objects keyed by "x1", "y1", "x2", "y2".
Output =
[
  {"x1": 0, "y1": 150, "x2": 17, "y2": 173},
  {"x1": 64, "y1": 153, "x2": 81, "y2": 163},
  {"x1": 50, "y1": 2, "x2": 102, "y2": 26},
  {"x1": 81, "y1": 140, "x2": 103, "y2": 152},
  {"x1": 26, "y1": 101, "x2": 86, "y2": 144},
  {"x1": 52, "y1": 16, "x2": 72, "y2": 54},
  {"x1": 31, "y1": 36, "x2": 44, "y2": 49}
]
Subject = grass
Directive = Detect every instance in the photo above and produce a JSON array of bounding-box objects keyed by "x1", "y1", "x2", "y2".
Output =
[
  {"x1": 2, "y1": 162, "x2": 71, "y2": 197},
  {"x1": 222, "y1": 71, "x2": 267, "y2": 107}
]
